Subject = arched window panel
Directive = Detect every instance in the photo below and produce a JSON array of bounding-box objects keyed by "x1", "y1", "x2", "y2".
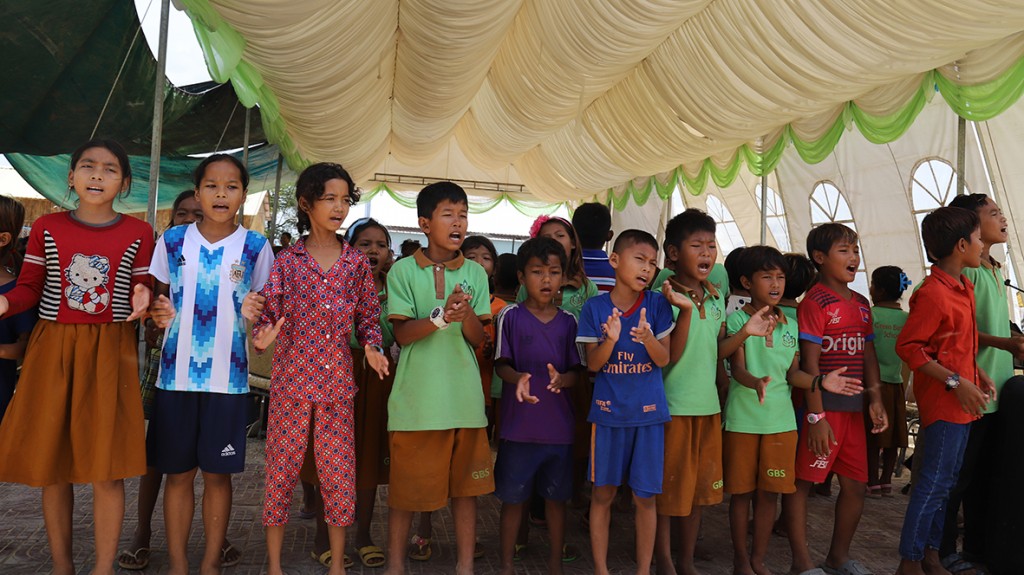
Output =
[
  {"x1": 809, "y1": 182, "x2": 868, "y2": 296},
  {"x1": 755, "y1": 184, "x2": 791, "y2": 251},
  {"x1": 910, "y1": 159, "x2": 969, "y2": 270},
  {"x1": 705, "y1": 194, "x2": 745, "y2": 259}
]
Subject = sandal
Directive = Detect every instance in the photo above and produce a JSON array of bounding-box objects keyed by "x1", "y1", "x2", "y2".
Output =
[
  {"x1": 117, "y1": 547, "x2": 151, "y2": 571},
  {"x1": 474, "y1": 542, "x2": 485, "y2": 559},
  {"x1": 561, "y1": 543, "x2": 580, "y2": 563},
  {"x1": 941, "y1": 553, "x2": 984, "y2": 575},
  {"x1": 220, "y1": 542, "x2": 241, "y2": 568},
  {"x1": 879, "y1": 483, "x2": 894, "y2": 497},
  {"x1": 513, "y1": 543, "x2": 527, "y2": 561},
  {"x1": 310, "y1": 550, "x2": 354, "y2": 569},
  {"x1": 409, "y1": 535, "x2": 432, "y2": 561},
  {"x1": 866, "y1": 485, "x2": 882, "y2": 499},
  {"x1": 357, "y1": 545, "x2": 386, "y2": 568}
]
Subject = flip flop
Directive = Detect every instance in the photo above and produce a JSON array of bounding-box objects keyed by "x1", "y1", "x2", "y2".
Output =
[
  {"x1": 409, "y1": 535, "x2": 432, "y2": 561},
  {"x1": 513, "y1": 543, "x2": 527, "y2": 561},
  {"x1": 474, "y1": 542, "x2": 485, "y2": 559},
  {"x1": 117, "y1": 547, "x2": 151, "y2": 571},
  {"x1": 296, "y1": 509, "x2": 316, "y2": 520},
  {"x1": 220, "y1": 542, "x2": 241, "y2": 567},
  {"x1": 561, "y1": 543, "x2": 580, "y2": 563},
  {"x1": 821, "y1": 559, "x2": 873, "y2": 575},
  {"x1": 310, "y1": 550, "x2": 354, "y2": 569},
  {"x1": 357, "y1": 545, "x2": 386, "y2": 568}
]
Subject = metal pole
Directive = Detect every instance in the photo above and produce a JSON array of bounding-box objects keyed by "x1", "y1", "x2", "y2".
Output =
[
  {"x1": 760, "y1": 174, "x2": 768, "y2": 244},
  {"x1": 956, "y1": 115, "x2": 967, "y2": 196},
  {"x1": 269, "y1": 153, "x2": 283, "y2": 241},
  {"x1": 239, "y1": 107, "x2": 251, "y2": 222},
  {"x1": 146, "y1": 0, "x2": 171, "y2": 227}
]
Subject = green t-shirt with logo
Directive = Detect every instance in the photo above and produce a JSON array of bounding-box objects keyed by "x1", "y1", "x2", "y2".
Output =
[
  {"x1": 653, "y1": 263, "x2": 730, "y2": 300},
  {"x1": 663, "y1": 281, "x2": 725, "y2": 416},
  {"x1": 724, "y1": 308, "x2": 799, "y2": 434},
  {"x1": 386, "y1": 251, "x2": 492, "y2": 430},
  {"x1": 964, "y1": 263, "x2": 1013, "y2": 413},
  {"x1": 871, "y1": 305, "x2": 907, "y2": 385}
]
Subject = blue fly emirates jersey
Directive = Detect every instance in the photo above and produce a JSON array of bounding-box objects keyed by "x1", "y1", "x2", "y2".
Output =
[
  {"x1": 151, "y1": 224, "x2": 275, "y2": 395},
  {"x1": 577, "y1": 291, "x2": 675, "y2": 426}
]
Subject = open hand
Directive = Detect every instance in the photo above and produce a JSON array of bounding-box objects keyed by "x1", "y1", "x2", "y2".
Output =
[
  {"x1": 602, "y1": 308, "x2": 622, "y2": 342},
  {"x1": 127, "y1": 284, "x2": 152, "y2": 322},
  {"x1": 821, "y1": 366, "x2": 864, "y2": 396},
  {"x1": 365, "y1": 344, "x2": 390, "y2": 380},
  {"x1": 546, "y1": 363, "x2": 565, "y2": 393},
  {"x1": 149, "y1": 294, "x2": 176, "y2": 329},
  {"x1": 630, "y1": 307, "x2": 653, "y2": 344},
  {"x1": 241, "y1": 291, "x2": 266, "y2": 322},
  {"x1": 253, "y1": 317, "x2": 285, "y2": 351},
  {"x1": 516, "y1": 372, "x2": 538, "y2": 404},
  {"x1": 868, "y1": 400, "x2": 889, "y2": 434},
  {"x1": 661, "y1": 280, "x2": 692, "y2": 311},
  {"x1": 742, "y1": 306, "x2": 777, "y2": 338}
]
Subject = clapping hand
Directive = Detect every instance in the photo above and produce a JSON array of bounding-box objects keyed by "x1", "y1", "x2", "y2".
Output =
[
  {"x1": 444, "y1": 284, "x2": 473, "y2": 323},
  {"x1": 515, "y1": 372, "x2": 538, "y2": 404},
  {"x1": 150, "y1": 294, "x2": 176, "y2": 329},
  {"x1": 630, "y1": 308, "x2": 653, "y2": 344},
  {"x1": 602, "y1": 308, "x2": 622, "y2": 342}
]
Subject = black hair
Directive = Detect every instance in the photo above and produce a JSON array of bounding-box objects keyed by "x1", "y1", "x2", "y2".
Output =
[
  {"x1": 400, "y1": 239, "x2": 421, "y2": 258},
  {"x1": 495, "y1": 252, "x2": 520, "y2": 294},
  {"x1": 417, "y1": 181, "x2": 468, "y2": 219},
  {"x1": 737, "y1": 246, "x2": 787, "y2": 283},
  {"x1": 280, "y1": 231, "x2": 292, "y2": 240},
  {"x1": 572, "y1": 202, "x2": 612, "y2": 249},
  {"x1": 806, "y1": 223, "x2": 859, "y2": 270},
  {"x1": 346, "y1": 217, "x2": 391, "y2": 247},
  {"x1": 167, "y1": 189, "x2": 199, "y2": 230},
  {"x1": 948, "y1": 193, "x2": 990, "y2": 212},
  {"x1": 192, "y1": 153, "x2": 250, "y2": 190},
  {"x1": 0, "y1": 195, "x2": 25, "y2": 274},
  {"x1": 294, "y1": 162, "x2": 360, "y2": 235},
  {"x1": 664, "y1": 208, "x2": 716, "y2": 251},
  {"x1": 921, "y1": 206, "x2": 979, "y2": 264},
  {"x1": 611, "y1": 229, "x2": 659, "y2": 254},
  {"x1": 783, "y1": 252, "x2": 816, "y2": 300},
  {"x1": 517, "y1": 236, "x2": 568, "y2": 274},
  {"x1": 462, "y1": 235, "x2": 498, "y2": 264},
  {"x1": 871, "y1": 265, "x2": 907, "y2": 302},
  {"x1": 69, "y1": 139, "x2": 132, "y2": 197},
  {"x1": 724, "y1": 247, "x2": 749, "y2": 292}
]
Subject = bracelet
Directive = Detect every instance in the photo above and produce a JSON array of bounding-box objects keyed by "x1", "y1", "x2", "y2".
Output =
[{"x1": 811, "y1": 374, "x2": 822, "y2": 393}]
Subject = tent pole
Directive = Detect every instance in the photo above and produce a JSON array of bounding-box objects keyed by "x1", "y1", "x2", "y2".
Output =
[
  {"x1": 146, "y1": 0, "x2": 171, "y2": 228},
  {"x1": 239, "y1": 107, "x2": 251, "y2": 222},
  {"x1": 956, "y1": 115, "x2": 967, "y2": 196},
  {"x1": 760, "y1": 174, "x2": 768, "y2": 244},
  {"x1": 269, "y1": 153, "x2": 282, "y2": 242}
]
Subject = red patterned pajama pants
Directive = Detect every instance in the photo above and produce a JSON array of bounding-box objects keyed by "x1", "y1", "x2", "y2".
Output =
[{"x1": 263, "y1": 393, "x2": 356, "y2": 526}]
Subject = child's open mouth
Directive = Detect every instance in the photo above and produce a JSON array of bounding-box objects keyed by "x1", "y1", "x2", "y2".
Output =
[
  {"x1": 697, "y1": 262, "x2": 711, "y2": 273},
  {"x1": 769, "y1": 290, "x2": 780, "y2": 298},
  {"x1": 85, "y1": 186, "x2": 105, "y2": 194},
  {"x1": 212, "y1": 203, "x2": 231, "y2": 212},
  {"x1": 846, "y1": 265, "x2": 857, "y2": 274},
  {"x1": 367, "y1": 257, "x2": 379, "y2": 267},
  {"x1": 449, "y1": 232, "x2": 462, "y2": 243},
  {"x1": 637, "y1": 275, "x2": 649, "y2": 285}
]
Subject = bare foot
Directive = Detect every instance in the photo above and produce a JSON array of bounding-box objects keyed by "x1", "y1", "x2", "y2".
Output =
[
  {"x1": 655, "y1": 554, "x2": 677, "y2": 575},
  {"x1": 732, "y1": 557, "x2": 756, "y2": 575},
  {"x1": 895, "y1": 559, "x2": 927, "y2": 575},
  {"x1": 750, "y1": 557, "x2": 773, "y2": 575}
]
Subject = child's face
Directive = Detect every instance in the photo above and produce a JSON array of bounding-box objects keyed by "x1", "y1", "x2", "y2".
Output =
[
  {"x1": 519, "y1": 254, "x2": 563, "y2": 306},
  {"x1": 301, "y1": 178, "x2": 351, "y2": 234},
  {"x1": 352, "y1": 225, "x2": 389, "y2": 276},
  {"x1": 68, "y1": 146, "x2": 129, "y2": 207},
  {"x1": 670, "y1": 230, "x2": 716, "y2": 282},
  {"x1": 610, "y1": 242, "x2": 658, "y2": 292},
  {"x1": 742, "y1": 267, "x2": 785, "y2": 308},
  {"x1": 539, "y1": 221, "x2": 574, "y2": 259},
  {"x1": 419, "y1": 200, "x2": 468, "y2": 253},
  {"x1": 195, "y1": 160, "x2": 246, "y2": 225},
  {"x1": 815, "y1": 240, "x2": 860, "y2": 285},
  {"x1": 963, "y1": 227, "x2": 984, "y2": 268},
  {"x1": 464, "y1": 245, "x2": 495, "y2": 277},
  {"x1": 172, "y1": 196, "x2": 203, "y2": 227},
  {"x1": 976, "y1": 197, "x2": 1008, "y2": 247}
]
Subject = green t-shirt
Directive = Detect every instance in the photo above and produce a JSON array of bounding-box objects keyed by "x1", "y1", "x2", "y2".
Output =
[
  {"x1": 515, "y1": 279, "x2": 598, "y2": 319},
  {"x1": 386, "y1": 250, "x2": 492, "y2": 430},
  {"x1": 653, "y1": 263, "x2": 730, "y2": 301},
  {"x1": 780, "y1": 304, "x2": 798, "y2": 325},
  {"x1": 964, "y1": 262, "x2": 1013, "y2": 413},
  {"x1": 663, "y1": 280, "x2": 725, "y2": 416},
  {"x1": 724, "y1": 307, "x2": 799, "y2": 433},
  {"x1": 350, "y1": 289, "x2": 395, "y2": 349},
  {"x1": 871, "y1": 305, "x2": 907, "y2": 385}
]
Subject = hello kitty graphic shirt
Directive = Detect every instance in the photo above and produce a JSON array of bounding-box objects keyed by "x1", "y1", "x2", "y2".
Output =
[{"x1": 3, "y1": 212, "x2": 154, "y2": 323}]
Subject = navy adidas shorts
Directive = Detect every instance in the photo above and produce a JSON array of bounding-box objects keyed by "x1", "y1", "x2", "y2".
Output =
[
  {"x1": 589, "y1": 423, "x2": 664, "y2": 499},
  {"x1": 146, "y1": 388, "x2": 249, "y2": 474},
  {"x1": 494, "y1": 440, "x2": 573, "y2": 504}
]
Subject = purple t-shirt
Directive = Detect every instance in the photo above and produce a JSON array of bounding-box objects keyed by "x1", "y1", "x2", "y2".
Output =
[{"x1": 495, "y1": 304, "x2": 582, "y2": 444}]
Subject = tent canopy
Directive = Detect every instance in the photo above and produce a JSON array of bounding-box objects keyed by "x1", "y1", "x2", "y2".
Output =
[{"x1": 178, "y1": 0, "x2": 1024, "y2": 201}]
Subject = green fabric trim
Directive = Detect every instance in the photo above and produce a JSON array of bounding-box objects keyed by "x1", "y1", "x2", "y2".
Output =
[{"x1": 178, "y1": 3, "x2": 1024, "y2": 206}]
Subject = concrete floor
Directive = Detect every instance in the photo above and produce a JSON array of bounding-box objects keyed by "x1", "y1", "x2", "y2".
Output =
[{"x1": 0, "y1": 438, "x2": 912, "y2": 575}]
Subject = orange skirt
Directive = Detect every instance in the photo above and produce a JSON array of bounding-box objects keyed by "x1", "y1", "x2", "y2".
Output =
[{"x1": 0, "y1": 320, "x2": 146, "y2": 486}]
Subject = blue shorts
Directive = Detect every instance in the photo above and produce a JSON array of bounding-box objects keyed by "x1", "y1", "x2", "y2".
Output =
[
  {"x1": 146, "y1": 388, "x2": 249, "y2": 474},
  {"x1": 494, "y1": 440, "x2": 573, "y2": 504},
  {"x1": 589, "y1": 423, "x2": 664, "y2": 499}
]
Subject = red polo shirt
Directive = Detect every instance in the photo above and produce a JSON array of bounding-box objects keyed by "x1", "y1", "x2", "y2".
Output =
[{"x1": 895, "y1": 266, "x2": 979, "y2": 427}]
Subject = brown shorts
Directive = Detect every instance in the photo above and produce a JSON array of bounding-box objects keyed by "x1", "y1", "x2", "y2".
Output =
[
  {"x1": 388, "y1": 428, "x2": 494, "y2": 511},
  {"x1": 657, "y1": 414, "x2": 724, "y2": 516},
  {"x1": 723, "y1": 430, "x2": 798, "y2": 494},
  {"x1": 868, "y1": 382, "x2": 909, "y2": 449}
]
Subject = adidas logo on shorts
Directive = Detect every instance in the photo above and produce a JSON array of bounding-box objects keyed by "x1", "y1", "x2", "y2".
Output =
[{"x1": 221, "y1": 444, "x2": 236, "y2": 457}]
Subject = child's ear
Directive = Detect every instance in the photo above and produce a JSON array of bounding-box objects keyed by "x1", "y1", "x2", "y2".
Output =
[
  {"x1": 517, "y1": 270, "x2": 525, "y2": 286},
  {"x1": 740, "y1": 275, "x2": 752, "y2": 291},
  {"x1": 811, "y1": 249, "x2": 825, "y2": 265},
  {"x1": 666, "y1": 244, "x2": 679, "y2": 264},
  {"x1": 609, "y1": 251, "x2": 619, "y2": 269},
  {"x1": 0, "y1": 232, "x2": 11, "y2": 250},
  {"x1": 417, "y1": 216, "x2": 430, "y2": 235},
  {"x1": 297, "y1": 197, "x2": 312, "y2": 214}
]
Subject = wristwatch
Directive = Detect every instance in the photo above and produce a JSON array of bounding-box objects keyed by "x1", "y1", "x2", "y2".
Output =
[
  {"x1": 806, "y1": 412, "x2": 826, "y2": 425},
  {"x1": 945, "y1": 373, "x2": 961, "y2": 392},
  {"x1": 429, "y1": 306, "x2": 450, "y2": 330}
]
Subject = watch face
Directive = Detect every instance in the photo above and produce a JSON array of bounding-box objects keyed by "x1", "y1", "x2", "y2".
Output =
[{"x1": 431, "y1": 307, "x2": 442, "y2": 320}]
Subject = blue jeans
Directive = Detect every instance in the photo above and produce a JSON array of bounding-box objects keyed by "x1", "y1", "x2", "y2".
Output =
[{"x1": 898, "y1": 420, "x2": 971, "y2": 560}]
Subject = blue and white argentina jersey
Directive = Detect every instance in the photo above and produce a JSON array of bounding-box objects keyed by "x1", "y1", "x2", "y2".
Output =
[{"x1": 150, "y1": 223, "x2": 274, "y2": 394}]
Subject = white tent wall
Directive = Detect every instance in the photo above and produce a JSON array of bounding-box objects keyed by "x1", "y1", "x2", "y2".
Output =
[{"x1": 977, "y1": 108, "x2": 1024, "y2": 290}]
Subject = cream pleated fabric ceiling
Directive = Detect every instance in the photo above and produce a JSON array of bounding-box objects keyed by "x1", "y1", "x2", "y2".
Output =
[{"x1": 181, "y1": 0, "x2": 1024, "y2": 201}]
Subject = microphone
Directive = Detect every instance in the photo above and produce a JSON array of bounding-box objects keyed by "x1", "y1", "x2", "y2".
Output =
[{"x1": 1004, "y1": 279, "x2": 1024, "y2": 294}]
